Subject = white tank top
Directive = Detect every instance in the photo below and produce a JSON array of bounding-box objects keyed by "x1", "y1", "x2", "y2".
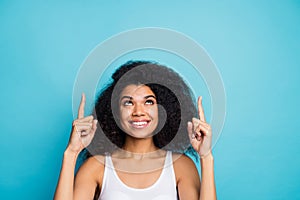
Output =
[{"x1": 98, "y1": 151, "x2": 178, "y2": 200}]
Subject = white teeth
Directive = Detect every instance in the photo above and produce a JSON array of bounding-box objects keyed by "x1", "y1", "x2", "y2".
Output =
[{"x1": 132, "y1": 121, "x2": 147, "y2": 126}]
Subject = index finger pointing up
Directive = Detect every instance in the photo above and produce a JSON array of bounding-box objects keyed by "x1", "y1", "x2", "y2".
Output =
[
  {"x1": 78, "y1": 93, "x2": 86, "y2": 119},
  {"x1": 198, "y1": 96, "x2": 206, "y2": 122}
]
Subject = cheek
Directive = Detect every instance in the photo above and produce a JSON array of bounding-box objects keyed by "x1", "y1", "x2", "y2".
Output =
[
  {"x1": 119, "y1": 108, "x2": 131, "y2": 120},
  {"x1": 149, "y1": 107, "x2": 159, "y2": 120},
  {"x1": 119, "y1": 109, "x2": 131, "y2": 130}
]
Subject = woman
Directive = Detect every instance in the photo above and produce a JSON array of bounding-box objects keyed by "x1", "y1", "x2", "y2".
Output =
[{"x1": 54, "y1": 61, "x2": 216, "y2": 200}]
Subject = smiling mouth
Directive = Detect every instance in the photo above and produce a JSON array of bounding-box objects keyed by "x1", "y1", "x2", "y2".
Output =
[{"x1": 129, "y1": 120, "x2": 150, "y2": 129}]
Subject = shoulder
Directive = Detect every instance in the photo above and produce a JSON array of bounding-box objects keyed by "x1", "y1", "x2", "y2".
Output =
[
  {"x1": 78, "y1": 155, "x2": 105, "y2": 173},
  {"x1": 172, "y1": 153, "x2": 200, "y2": 183},
  {"x1": 172, "y1": 153, "x2": 197, "y2": 170},
  {"x1": 75, "y1": 155, "x2": 106, "y2": 187},
  {"x1": 172, "y1": 153, "x2": 200, "y2": 198},
  {"x1": 74, "y1": 155, "x2": 106, "y2": 199}
]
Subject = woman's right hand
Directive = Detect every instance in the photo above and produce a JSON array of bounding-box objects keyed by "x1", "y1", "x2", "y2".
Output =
[{"x1": 66, "y1": 93, "x2": 98, "y2": 155}]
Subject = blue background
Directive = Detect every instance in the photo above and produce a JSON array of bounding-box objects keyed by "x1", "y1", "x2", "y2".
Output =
[{"x1": 1, "y1": 1, "x2": 299, "y2": 199}]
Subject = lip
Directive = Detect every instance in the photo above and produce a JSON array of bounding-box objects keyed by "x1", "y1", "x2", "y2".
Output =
[{"x1": 129, "y1": 120, "x2": 151, "y2": 129}]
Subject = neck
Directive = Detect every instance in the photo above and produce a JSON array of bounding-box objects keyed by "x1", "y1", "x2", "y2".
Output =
[{"x1": 122, "y1": 136, "x2": 158, "y2": 154}]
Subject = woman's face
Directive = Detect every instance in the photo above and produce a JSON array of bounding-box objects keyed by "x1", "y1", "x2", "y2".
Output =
[{"x1": 119, "y1": 84, "x2": 159, "y2": 139}]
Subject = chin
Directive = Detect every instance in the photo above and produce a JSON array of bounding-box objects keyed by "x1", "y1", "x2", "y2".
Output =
[{"x1": 124, "y1": 127, "x2": 157, "y2": 139}]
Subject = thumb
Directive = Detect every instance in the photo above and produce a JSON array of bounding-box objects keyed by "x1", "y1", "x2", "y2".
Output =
[
  {"x1": 91, "y1": 119, "x2": 98, "y2": 134},
  {"x1": 187, "y1": 121, "x2": 194, "y2": 141}
]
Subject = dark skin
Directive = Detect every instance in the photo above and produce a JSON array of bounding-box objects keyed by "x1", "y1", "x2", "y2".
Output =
[{"x1": 54, "y1": 85, "x2": 216, "y2": 200}]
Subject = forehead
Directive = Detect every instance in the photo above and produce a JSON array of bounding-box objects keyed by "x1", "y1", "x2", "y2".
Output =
[{"x1": 120, "y1": 84, "x2": 155, "y2": 97}]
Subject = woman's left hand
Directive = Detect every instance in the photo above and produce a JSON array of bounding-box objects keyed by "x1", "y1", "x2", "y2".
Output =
[{"x1": 187, "y1": 96, "x2": 212, "y2": 158}]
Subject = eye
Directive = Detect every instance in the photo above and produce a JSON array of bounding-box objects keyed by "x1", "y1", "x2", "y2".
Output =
[
  {"x1": 123, "y1": 100, "x2": 133, "y2": 106},
  {"x1": 145, "y1": 99, "x2": 155, "y2": 105}
]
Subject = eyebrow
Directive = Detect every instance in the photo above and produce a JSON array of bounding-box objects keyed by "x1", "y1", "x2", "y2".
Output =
[
  {"x1": 144, "y1": 95, "x2": 156, "y2": 99},
  {"x1": 120, "y1": 95, "x2": 156, "y2": 100},
  {"x1": 120, "y1": 96, "x2": 133, "y2": 100}
]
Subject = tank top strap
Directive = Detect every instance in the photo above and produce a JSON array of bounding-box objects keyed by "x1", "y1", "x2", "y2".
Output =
[
  {"x1": 164, "y1": 151, "x2": 173, "y2": 168},
  {"x1": 104, "y1": 152, "x2": 113, "y2": 168},
  {"x1": 99, "y1": 151, "x2": 178, "y2": 200}
]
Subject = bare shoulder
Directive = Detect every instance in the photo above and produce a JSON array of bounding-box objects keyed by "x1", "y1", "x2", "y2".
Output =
[
  {"x1": 74, "y1": 155, "x2": 106, "y2": 199},
  {"x1": 172, "y1": 153, "x2": 197, "y2": 170},
  {"x1": 78, "y1": 155, "x2": 105, "y2": 171},
  {"x1": 172, "y1": 153, "x2": 200, "y2": 199},
  {"x1": 75, "y1": 155, "x2": 106, "y2": 186},
  {"x1": 172, "y1": 153, "x2": 200, "y2": 183}
]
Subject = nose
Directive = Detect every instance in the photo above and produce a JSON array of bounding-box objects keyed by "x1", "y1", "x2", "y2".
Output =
[{"x1": 132, "y1": 103, "x2": 145, "y2": 116}]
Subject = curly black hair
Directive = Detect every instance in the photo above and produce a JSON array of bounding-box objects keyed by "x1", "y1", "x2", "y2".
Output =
[{"x1": 85, "y1": 60, "x2": 198, "y2": 157}]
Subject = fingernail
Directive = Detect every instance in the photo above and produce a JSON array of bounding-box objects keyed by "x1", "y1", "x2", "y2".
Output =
[{"x1": 192, "y1": 133, "x2": 195, "y2": 139}]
